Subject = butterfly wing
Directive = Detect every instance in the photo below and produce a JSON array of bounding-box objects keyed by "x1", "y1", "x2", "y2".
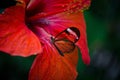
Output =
[{"x1": 54, "y1": 39, "x2": 75, "y2": 53}]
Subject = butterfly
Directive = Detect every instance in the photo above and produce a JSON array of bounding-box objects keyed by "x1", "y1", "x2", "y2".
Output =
[{"x1": 51, "y1": 27, "x2": 80, "y2": 56}]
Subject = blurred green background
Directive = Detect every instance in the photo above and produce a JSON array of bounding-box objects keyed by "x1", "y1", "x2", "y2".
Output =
[{"x1": 0, "y1": 0, "x2": 120, "y2": 80}]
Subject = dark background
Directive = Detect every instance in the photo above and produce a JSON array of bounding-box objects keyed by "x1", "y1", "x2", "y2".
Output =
[{"x1": 0, "y1": 0, "x2": 120, "y2": 80}]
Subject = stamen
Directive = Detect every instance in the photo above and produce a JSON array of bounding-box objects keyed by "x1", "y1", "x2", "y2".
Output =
[
  {"x1": 64, "y1": 0, "x2": 91, "y2": 14},
  {"x1": 28, "y1": 0, "x2": 90, "y2": 21}
]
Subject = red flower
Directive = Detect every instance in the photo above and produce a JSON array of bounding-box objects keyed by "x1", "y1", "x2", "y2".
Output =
[{"x1": 0, "y1": 0, "x2": 90, "y2": 80}]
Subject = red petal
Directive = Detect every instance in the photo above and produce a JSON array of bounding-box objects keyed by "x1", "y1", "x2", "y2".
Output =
[
  {"x1": 26, "y1": 0, "x2": 90, "y2": 20},
  {"x1": 26, "y1": 0, "x2": 90, "y2": 64},
  {"x1": 27, "y1": 0, "x2": 71, "y2": 14},
  {"x1": 29, "y1": 44, "x2": 78, "y2": 80},
  {"x1": 30, "y1": 12, "x2": 90, "y2": 64},
  {"x1": 0, "y1": 4, "x2": 42, "y2": 56},
  {"x1": 54, "y1": 12, "x2": 90, "y2": 65}
]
